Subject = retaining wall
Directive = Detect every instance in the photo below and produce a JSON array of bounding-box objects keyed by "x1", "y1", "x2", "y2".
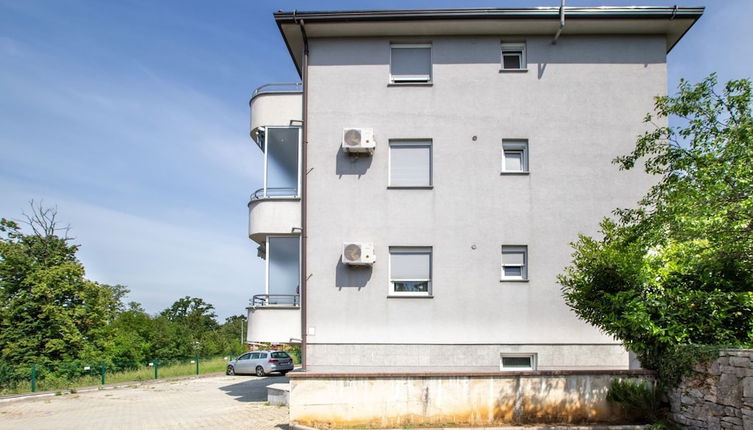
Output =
[
  {"x1": 669, "y1": 349, "x2": 753, "y2": 429},
  {"x1": 289, "y1": 370, "x2": 654, "y2": 428}
]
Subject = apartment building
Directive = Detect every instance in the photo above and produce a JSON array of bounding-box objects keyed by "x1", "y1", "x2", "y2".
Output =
[{"x1": 246, "y1": 6, "x2": 703, "y2": 373}]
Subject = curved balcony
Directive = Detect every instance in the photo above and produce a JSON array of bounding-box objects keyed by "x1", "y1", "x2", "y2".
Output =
[
  {"x1": 248, "y1": 188, "x2": 301, "y2": 245},
  {"x1": 247, "y1": 294, "x2": 301, "y2": 344},
  {"x1": 249, "y1": 83, "x2": 302, "y2": 146}
]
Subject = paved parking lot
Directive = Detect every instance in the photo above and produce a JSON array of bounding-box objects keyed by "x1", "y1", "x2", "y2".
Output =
[{"x1": 0, "y1": 374, "x2": 290, "y2": 430}]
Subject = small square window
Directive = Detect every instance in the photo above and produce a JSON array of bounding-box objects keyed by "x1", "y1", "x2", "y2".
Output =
[
  {"x1": 502, "y1": 140, "x2": 529, "y2": 173},
  {"x1": 390, "y1": 247, "x2": 432, "y2": 296},
  {"x1": 501, "y1": 246, "x2": 528, "y2": 281},
  {"x1": 501, "y1": 43, "x2": 526, "y2": 71},
  {"x1": 390, "y1": 44, "x2": 432, "y2": 83},
  {"x1": 500, "y1": 354, "x2": 536, "y2": 370},
  {"x1": 389, "y1": 140, "x2": 432, "y2": 187}
]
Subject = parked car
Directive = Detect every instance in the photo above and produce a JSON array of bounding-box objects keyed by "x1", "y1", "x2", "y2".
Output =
[{"x1": 226, "y1": 350, "x2": 294, "y2": 376}]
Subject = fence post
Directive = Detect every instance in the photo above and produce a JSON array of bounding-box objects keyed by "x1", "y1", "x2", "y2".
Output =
[
  {"x1": 100, "y1": 361, "x2": 106, "y2": 385},
  {"x1": 195, "y1": 354, "x2": 199, "y2": 375},
  {"x1": 154, "y1": 359, "x2": 158, "y2": 380},
  {"x1": 31, "y1": 364, "x2": 37, "y2": 393}
]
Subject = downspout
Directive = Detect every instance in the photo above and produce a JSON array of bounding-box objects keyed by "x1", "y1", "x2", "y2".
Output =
[
  {"x1": 552, "y1": 0, "x2": 565, "y2": 44},
  {"x1": 296, "y1": 13, "x2": 309, "y2": 372}
]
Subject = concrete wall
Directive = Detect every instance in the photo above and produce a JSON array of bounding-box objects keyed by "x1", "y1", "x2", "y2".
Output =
[
  {"x1": 247, "y1": 307, "x2": 301, "y2": 344},
  {"x1": 304, "y1": 35, "x2": 666, "y2": 369},
  {"x1": 247, "y1": 198, "x2": 301, "y2": 244},
  {"x1": 289, "y1": 371, "x2": 655, "y2": 428},
  {"x1": 250, "y1": 92, "x2": 302, "y2": 138},
  {"x1": 668, "y1": 349, "x2": 753, "y2": 429}
]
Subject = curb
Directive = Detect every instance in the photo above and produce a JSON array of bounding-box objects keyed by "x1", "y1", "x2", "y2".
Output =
[
  {"x1": 289, "y1": 425, "x2": 650, "y2": 430},
  {"x1": 0, "y1": 372, "x2": 225, "y2": 403}
]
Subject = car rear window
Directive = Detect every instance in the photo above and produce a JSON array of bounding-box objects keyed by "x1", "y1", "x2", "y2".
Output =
[{"x1": 271, "y1": 352, "x2": 290, "y2": 358}]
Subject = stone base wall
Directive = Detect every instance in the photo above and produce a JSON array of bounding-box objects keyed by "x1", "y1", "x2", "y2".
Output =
[{"x1": 668, "y1": 349, "x2": 753, "y2": 429}]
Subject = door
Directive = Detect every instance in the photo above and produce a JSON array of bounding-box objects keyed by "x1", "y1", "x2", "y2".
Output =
[{"x1": 235, "y1": 353, "x2": 252, "y2": 373}]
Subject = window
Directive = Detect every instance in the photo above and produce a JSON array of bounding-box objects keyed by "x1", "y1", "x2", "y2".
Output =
[
  {"x1": 502, "y1": 140, "x2": 529, "y2": 173},
  {"x1": 390, "y1": 44, "x2": 432, "y2": 83},
  {"x1": 389, "y1": 140, "x2": 432, "y2": 187},
  {"x1": 501, "y1": 246, "x2": 528, "y2": 280},
  {"x1": 389, "y1": 247, "x2": 432, "y2": 296},
  {"x1": 261, "y1": 126, "x2": 301, "y2": 198},
  {"x1": 249, "y1": 353, "x2": 260, "y2": 359},
  {"x1": 239, "y1": 353, "x2": 251, "y2": 360},
  {"x1": 501, "y1": 43, "x2": 526, "y2": 71},
  {"x1": 500, "y1": 354, "x2": 536, "y2": 371}
]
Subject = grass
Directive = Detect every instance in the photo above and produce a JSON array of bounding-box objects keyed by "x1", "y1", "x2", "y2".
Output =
[{"x1": 1, "y1": 356, "x2": 232, "y2": 396}]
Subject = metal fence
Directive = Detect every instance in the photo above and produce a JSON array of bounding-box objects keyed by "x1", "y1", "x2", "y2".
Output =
[{"x1": 0, "y1": 354, "x2": 239, "y2": 395}]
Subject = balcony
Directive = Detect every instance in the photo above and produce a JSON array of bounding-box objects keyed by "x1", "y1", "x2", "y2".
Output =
[
  {"x1": 247, "y1": 294, "x2": 301, "y2": 344},
  {"x1": 249, "y1": 83, "x2": 302, "y2": 145},
  {"x1": 248, "y1": 188, "x2": 301, "y2": 245}
]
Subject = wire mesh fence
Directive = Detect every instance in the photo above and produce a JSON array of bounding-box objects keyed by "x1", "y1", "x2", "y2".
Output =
[{"x1": 0, "y1": 354, "x2": 239, "y2": 395}]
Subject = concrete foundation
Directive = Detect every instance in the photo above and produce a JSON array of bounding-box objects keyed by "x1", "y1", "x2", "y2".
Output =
[{"x1": 289, "y1": 370, "x2": 654, "y2": 428}]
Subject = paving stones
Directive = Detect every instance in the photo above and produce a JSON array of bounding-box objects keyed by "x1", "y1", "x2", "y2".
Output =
[{"x1": 0, "y1": 375, "x2": 289, "y2": 430}]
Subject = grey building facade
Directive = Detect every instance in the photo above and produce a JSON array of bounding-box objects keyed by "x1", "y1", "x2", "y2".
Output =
[{"x1": 247, "y1": 6, "x2": 703, "y2": 372}]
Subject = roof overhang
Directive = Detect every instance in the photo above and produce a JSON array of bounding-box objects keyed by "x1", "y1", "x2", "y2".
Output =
[{"x1": 274, "y1": 6, "x2": 704, "y2": 75}]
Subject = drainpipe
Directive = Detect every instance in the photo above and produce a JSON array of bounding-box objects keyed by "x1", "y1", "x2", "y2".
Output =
[
  {"x1": 296, "y1": 13, "x2": 309, "y2": 372},
  {"x1": 552, "y1": 0, "x2": 565, "y2": 44}
]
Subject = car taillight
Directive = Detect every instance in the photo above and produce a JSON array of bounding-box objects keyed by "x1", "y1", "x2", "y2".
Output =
[{"x1": 268, "y1": 359, "x2": 279, "y2": 363}]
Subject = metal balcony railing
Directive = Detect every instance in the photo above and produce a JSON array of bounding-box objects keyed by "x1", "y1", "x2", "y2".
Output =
[
  {"x1": 251, "y1": 294, "x2": 300, "y2": 307},
  {"x1": 249, "y1": 187, "x2": 298, "y2": 201},
  {"x1": 252, "y1": 82, "x2": 303, "y2": 98}
]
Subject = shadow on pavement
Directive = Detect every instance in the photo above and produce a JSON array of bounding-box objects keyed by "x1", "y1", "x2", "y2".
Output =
[{"x1": 218, "y1": 375, "x2": 289, "y2": 403}]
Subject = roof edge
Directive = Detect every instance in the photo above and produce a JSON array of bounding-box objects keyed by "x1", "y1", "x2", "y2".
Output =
[{"x1": 274, "y1": 7, "x2": 704, "y2": 23}]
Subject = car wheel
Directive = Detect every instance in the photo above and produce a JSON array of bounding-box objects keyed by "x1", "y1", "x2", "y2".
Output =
[
  {"x1": 226, "y1": 366, "x2": 235, "y2": 376},
  {"x1": 255, "y1": 366, "x2": 266, "y2": 377}
]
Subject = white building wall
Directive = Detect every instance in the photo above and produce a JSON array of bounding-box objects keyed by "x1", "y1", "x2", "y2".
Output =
[{"x1": 303, "y1": 35, "x2": 666, "y2": 370}]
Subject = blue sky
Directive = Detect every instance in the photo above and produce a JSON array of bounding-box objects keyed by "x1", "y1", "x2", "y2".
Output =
[{"x1": 0, "y1": 0, "x2": 750, "y2": 320}]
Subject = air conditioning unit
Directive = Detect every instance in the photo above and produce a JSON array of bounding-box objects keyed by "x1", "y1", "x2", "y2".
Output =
[
  {"x1": 342, "y1": 242, "x2": 376, "y2": 266},
  {"x1": 342, "y1": 128, "x2": 375, "y2": 154}
]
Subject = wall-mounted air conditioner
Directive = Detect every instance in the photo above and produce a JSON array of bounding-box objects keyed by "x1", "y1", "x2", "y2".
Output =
[
  {"x1": 342, "y1": 128, "x2": 375, "y2": 154},
  {"x1": 342, "y1": 242, "x2": 375, "y2": 266}
]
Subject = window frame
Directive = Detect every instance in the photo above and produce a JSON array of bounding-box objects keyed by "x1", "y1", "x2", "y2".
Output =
[
  {"x1": 500, "y1": 353, "x2": 537, "y2": 371},
  {"x1": 501, "y1": 245, "x2": 528, "y2": 281},
  {"x1": 388, "y1": 139, "x2": 433, "y2": 188},
  {"x1": 388, "y1": 247, "x2": 433, "y2": 297},
  {"x1": 501, "y1": 139, "x2": 529, "y2": 174},
  {"x1": 261, "y1": 126, "x2": 302, "y2": 198},
  {"x1": 500, "y1": 42, "x2": 527, "y2": 72},
  {"x1": 389, "y1": 43, "x2": 433, "y2": 84}
]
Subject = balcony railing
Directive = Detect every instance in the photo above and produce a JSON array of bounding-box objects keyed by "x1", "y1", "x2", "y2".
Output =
[
  {"x1": 250, "y1": 187, "x2": 298, "y2": 201},
  {"x1": 251, "y1": 294, "x2": 300, "y2": 307},
  {"x1": 252, "y1": 82, "x2": 303, "y2": 98}
]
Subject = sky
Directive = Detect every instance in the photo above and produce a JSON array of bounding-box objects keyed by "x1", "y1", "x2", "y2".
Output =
[{"x1": 0, "y1": 0, "x2": 751, "y2": 320}]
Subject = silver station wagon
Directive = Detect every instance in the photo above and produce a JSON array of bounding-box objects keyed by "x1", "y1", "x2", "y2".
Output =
[{"x1": 226, "y1": 350, "x2": 294, "y2": 376}]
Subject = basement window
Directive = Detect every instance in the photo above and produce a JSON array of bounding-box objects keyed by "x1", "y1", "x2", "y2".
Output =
[
  {"x1": 501, "y1": 43, "x2": 527, "y2": 71},
  {"x1": 500, "y1": 354, "x2": 536, "y2": 371}
]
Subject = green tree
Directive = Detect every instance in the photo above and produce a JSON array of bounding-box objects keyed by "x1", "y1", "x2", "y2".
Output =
[
  {"x1": 0, "y1": 203, "x2": 121, "y2": 376},
  {"x1": 559, "y1": 75, "x2": 753, "y2": 382}
]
